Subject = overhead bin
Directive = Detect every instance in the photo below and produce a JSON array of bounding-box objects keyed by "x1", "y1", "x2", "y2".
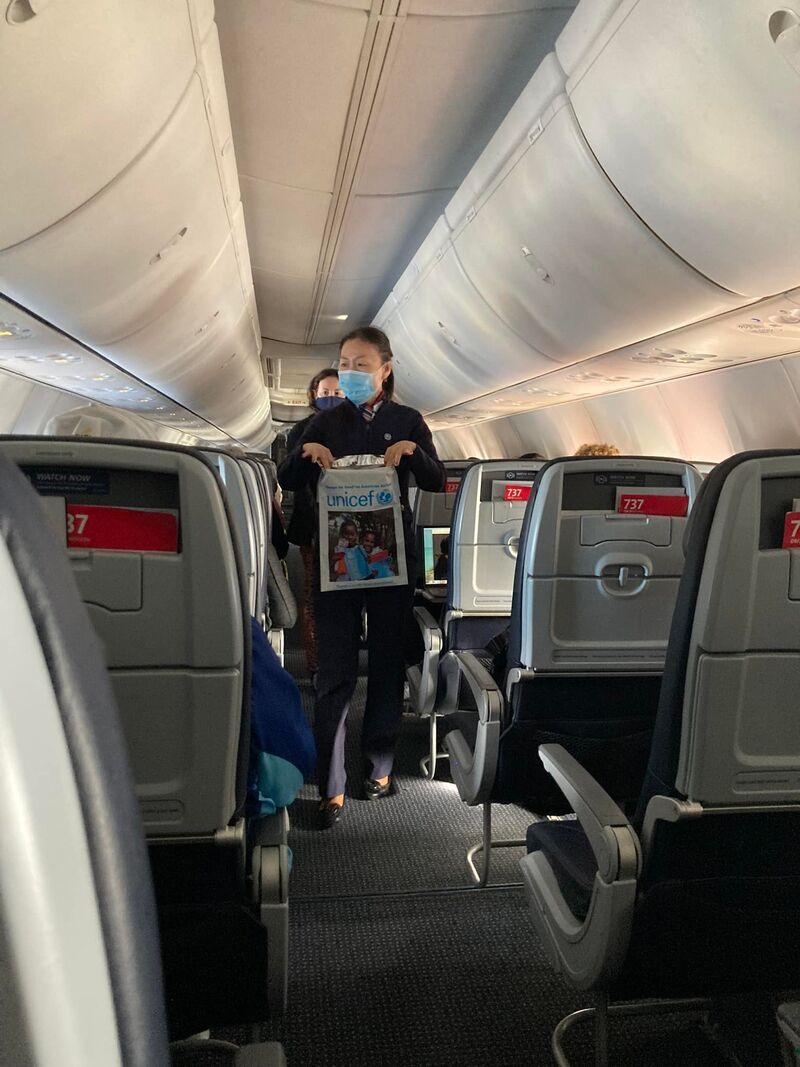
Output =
[
  {"x1": 565, "y1": 0, "x2": 800, "y2": 297},
  {"x1": 389, "y1": 220, "x2": 556, "y2": 413},
  {"x1": 554, "y1": 0, "x2": 629, "y2": 76},
  {"x1": 450, "y1": 96, "x2": 739, "y2": 364},
  {"x1": 444, "y1": 52, "x2": 567, "y2": 230},
  {"x1": 106, "y1": 235, "x2": 248, "y2": 380},
  {"x1": 197, "y1": 21, "x2": 242, "y2": 221},
  {"x1": 0, "y1": 75, "x2": 231, "y2": 347},
  {"x1": 0, "y1": 0, "x2": 197, "y2": 250}
]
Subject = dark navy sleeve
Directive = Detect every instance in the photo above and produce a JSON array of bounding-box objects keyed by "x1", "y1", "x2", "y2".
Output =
[
  {"x1": 406, "y1": 411, "x2": 446, "y2": 492},
  {"x1": 277, "y1": 414, "x2": 326, "y2": 492}
]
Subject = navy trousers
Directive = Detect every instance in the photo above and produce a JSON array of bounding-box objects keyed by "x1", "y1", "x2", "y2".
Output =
[{"x1": 313, "y1": 578, "x2": 413, "y2": 799}]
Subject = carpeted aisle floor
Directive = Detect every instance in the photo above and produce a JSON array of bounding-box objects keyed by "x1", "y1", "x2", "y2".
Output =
[{"x1": 211, "y1": 642, "x2": 786, "y2": 1065}]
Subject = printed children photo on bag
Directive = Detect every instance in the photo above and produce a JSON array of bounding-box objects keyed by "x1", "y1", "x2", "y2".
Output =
[
  {"x1": 327, "y1": 511, "x2": 399, "y2": 584},
  {"x1": 318, "y1": 465, "x2": 407, "y2": 592}
]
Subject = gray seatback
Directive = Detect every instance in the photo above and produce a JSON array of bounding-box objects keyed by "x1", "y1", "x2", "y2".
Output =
[
  {"x1": 676, "y1": 453, "x2": 800, "y2": 805},
  {"x1": 204, "y1": 450, "x2": 259, "y2": 616},
  {"x1": 413, "y1": 461, "x2": 470, "y2": 529},
  {"x1": 239, "y1": 458, "x2": 269, "y2": 616},
  {"x1": 0, "y1": 452, "x2": 169, "y2": 1067},
  {"x1": 519, "y1": 457, "x2": 701, "y2": 671},
  {"x1": 450, "y1": 460, "x2": 543, "y2": 617},
  {"x1": 0, "y1": 438, "x2": 245, "y2": 838}
]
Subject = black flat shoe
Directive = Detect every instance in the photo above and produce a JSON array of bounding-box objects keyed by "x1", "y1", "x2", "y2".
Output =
[
  {"x1": 318, "y1": 800, "x2": 343, "y2": 829},
  {"x1": 364, "y1": 778, "x2": 391, "y2": 801}
]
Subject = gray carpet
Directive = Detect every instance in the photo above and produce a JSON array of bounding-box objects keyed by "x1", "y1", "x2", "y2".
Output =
[
  {"x1": 220, "y1": 634, "x2": 784, "y2": 1065},
  {"x1": 222, "y1": 891, "x2": 746, "y2": 1067},
  {"x1": 284, "y1": 649, "x2": 532, "y2": 897}
]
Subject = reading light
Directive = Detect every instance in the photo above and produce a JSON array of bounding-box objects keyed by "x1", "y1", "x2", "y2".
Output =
[{"x1": 335, "y1": 314, "x2": 349, "y2": 321}]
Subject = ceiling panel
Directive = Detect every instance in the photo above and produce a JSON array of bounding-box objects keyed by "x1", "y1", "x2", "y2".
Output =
[
  {"x1": 241, "y1": 176, "x2": 331, "y2": 278},
  {"x1": 330, "y1": 191, "x2": 448, "y2": 281},
  {"x1": 313, "y1": 280, "x2": 380, "y2": 344},
  {"x1": 252, "y1": 268, "x2": 316, "y2": 345},
  {"x1": 357, "y1": 5, "x2": 574, "y2": 194},
  {"x1": 216, "y1": 0, "x2": 368, "y2": 190}
]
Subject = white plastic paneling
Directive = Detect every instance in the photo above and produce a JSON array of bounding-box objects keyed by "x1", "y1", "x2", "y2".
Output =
[
  {"x1": 253, "y1": 269, "x2": 316, "y2": 345},
  {"x1": 106, "y1": 235, "x2": 247, "y2": 382},
  {"x1": 445, "y1": 52, "x2": 566, "y2": 229},
  {"x1": 568, "y1": 0, "x2": 800, "y2": 297},
  {"x1": 215, "y1": 0, "x2": 369, "y2": 190},
  {"x1": 396, "y1": 240, "x2": 555, "y2": 412},
  {"x1": 1, "y1": 0, "x2": 196, "y2": 249},
  {"x1": 198, "y1": 21, "x2": 242, "y2": 218},
  {"x1": 554, "y1": 0, "x2": 629, "y2": 75},
  {"x1": 659, "y1": 362, "x2": 800, "y2": 459},
  {"x1": 313, "y1": 279, "x2": 382, "y2": 345},
  {"x1": 0, "y1": 298, "x2": 240, "y2": 445},
  {"x1": 373, "y1": 292, "x2": 400, "y2": 330},
  {"x1": 581, "y1": 389, "x2": 685, "y2": 458},
  {"x1": 357, "y1": 5, "x2": 571, "y2": 195},
  {"x1": 330, "y1": 191, "x2": 447, "y2": 283},
  {"x1": 241, "y1": 176, "x2": 330, "y2": 280},
  {"x1": 426, "y1": 293, "x2": 800, "y2": 424},
  {"x1": 453, "y1": 98, "x2": 738, "y2": 363},
  {"x1": 0, "y1": 76, "x2": 230, "y2": 347}
]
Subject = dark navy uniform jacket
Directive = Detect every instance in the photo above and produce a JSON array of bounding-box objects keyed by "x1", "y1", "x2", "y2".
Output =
[{"x1": 277, "y1": 398, "x2": 445, "y2": 559}]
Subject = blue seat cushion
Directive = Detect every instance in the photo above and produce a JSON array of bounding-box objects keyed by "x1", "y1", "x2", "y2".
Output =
[{"x1": 526, "y1": 820, "x2": 596, "y2": 921}]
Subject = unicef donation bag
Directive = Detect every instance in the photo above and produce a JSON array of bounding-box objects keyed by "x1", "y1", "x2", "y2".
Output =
[{"x1": 318, "y1": 463, "x2": 407, "y2": 592}]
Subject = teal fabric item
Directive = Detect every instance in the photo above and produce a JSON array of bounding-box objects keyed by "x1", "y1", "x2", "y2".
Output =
[{"x1": 252, "y1": 752, "x2": 304, "y2": 816}]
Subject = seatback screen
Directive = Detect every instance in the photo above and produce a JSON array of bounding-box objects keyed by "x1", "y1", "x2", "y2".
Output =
[
  {"x1": 422, "y1": 526, "x2": 450, "y2": 586},
  {"x1": 562, "y1": 470, "x2": 684, "y2": 511},
  {"x1": 22, "y1": 465, "x2": 181, "y2": 553}
]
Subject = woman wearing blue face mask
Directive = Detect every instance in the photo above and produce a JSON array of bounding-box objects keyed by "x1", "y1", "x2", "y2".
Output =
[
  {"x1": 284, "y1": 368, "x2": 344, "y2": 677},
  {"x1": 278, "y1": 327, "x2": 445, "y2": 828}
]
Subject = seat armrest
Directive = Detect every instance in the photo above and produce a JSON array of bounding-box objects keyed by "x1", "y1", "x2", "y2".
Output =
[
  {"x1": 518, "y1": 745, "x2": 642, "y2": 989},
  {"x1": 406, "y1": 606, "x2": 443, "y2": 717},
  {"x1": 539, "y1": 744, "x2": 641, "y2": 883},
  {"x1": 442, "y1": 650, "x2": 503, "y2": 805},
  {"x1": 249, "y1": 808, "x2": 289, "y2": 849},
  {"x1": 413, "y1": 605, "x2": 442, "y2": 650},
  {"x1": 441, "y1": 649, "x2": 501, "y2": 720}
]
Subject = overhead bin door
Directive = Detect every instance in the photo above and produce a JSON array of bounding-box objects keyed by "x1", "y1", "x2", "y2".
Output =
[
  {"x1": 0, "y1": 0, "x2": 197, "y2": 250},
  {"x1": 451, "y1": 96, "x2": 739, "y2": 363},
  {"x1": 0, "y1": 76, "x2": 231, "y2": 347},
  {"x1": 565, "y1": 0, "x2": 800, "y2": 297},
  {"x1": 385, "y1": 216, "x2": 556, "y2": 413}
]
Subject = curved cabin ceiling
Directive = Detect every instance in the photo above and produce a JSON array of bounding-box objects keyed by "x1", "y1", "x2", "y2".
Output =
[
  {"x1": 216, "y1": 0, "x2": 578, "y2": 348},
  {"x1": 3, "y1": 0, "x2": 800, "y2": 462},
  {"x1": 0, "y1": 0, "x2": 270, "y2": 449}
]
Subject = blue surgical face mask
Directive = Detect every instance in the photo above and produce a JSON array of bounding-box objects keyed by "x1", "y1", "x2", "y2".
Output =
[
  {"x1": 315, "y1": 395, "x2": 344, "y2": 411},
  {"x1": 338, "y1": 369, "x2": 380, "y2": 406}
]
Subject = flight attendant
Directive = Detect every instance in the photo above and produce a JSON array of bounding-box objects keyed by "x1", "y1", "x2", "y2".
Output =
[
  {"x1": 278, "y1": 326, "x2": 445, "y2": 828},
  {"x1": 285, "y1": 368, "x2": 344, "y2": 677}
]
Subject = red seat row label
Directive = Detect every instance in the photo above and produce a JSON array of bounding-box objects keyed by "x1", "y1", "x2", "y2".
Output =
[
  {"x1": 783, "y1": 511, "x2": 800, "y2": 549},
  {"x1": 66, "y1": 503, "x2": 179, "y2": 553},
  {"x1": 503, "y1": 483, "x2": 532, "y2": 502},
  {"x1": 616, "y1": 493, "x2": 689, "y2": 517}
]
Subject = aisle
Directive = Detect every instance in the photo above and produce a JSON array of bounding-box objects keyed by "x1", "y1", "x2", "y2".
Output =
[
  {"x1": 285, "y1": 648, "x2": 531, "y2": 898},
  {"x1": 223, "y1": 645, "x2": 735, "y2": 1066}
]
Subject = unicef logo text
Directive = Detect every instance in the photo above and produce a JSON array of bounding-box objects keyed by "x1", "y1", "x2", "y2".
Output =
[{"x1": 326, "y1": 487, "x2": 395, "y2": 509}]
